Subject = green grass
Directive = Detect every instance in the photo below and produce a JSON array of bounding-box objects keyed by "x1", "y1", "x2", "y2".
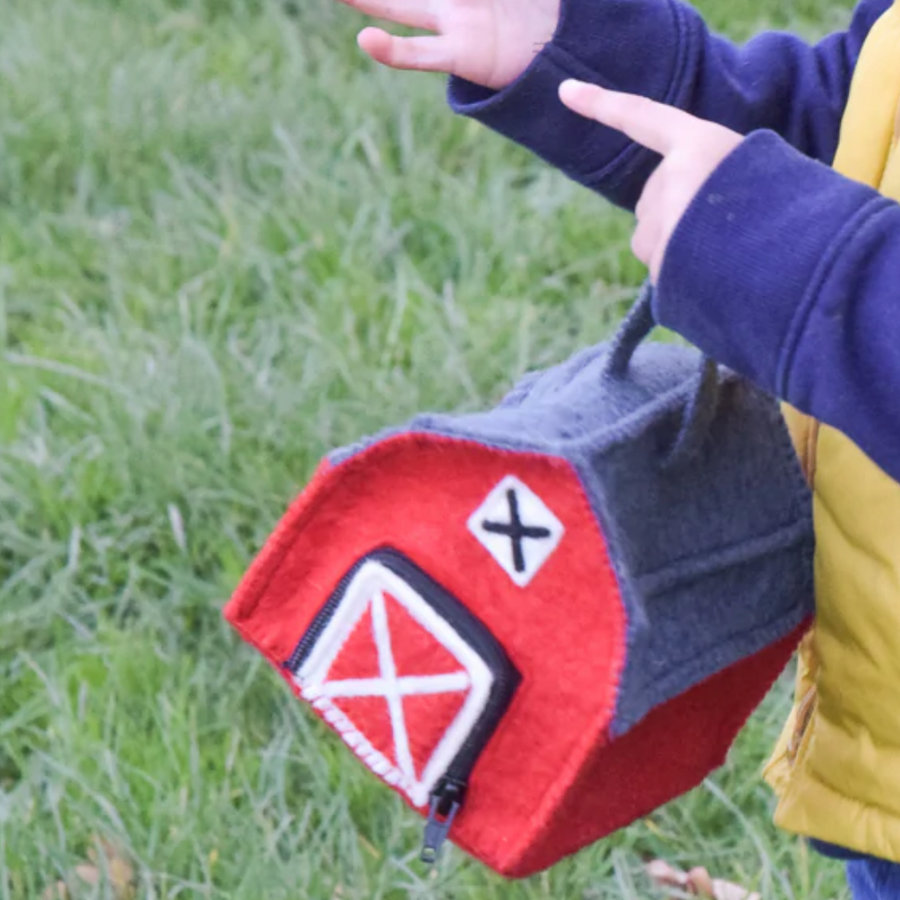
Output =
[{"x1": 0, "y1": 0, "x2": 856, "y2": 896}]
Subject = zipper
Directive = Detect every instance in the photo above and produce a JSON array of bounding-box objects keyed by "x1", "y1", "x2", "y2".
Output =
[
  {"x1": 421, "y1": 776, "x2": 466, "y2": 864},
  {"x1": 283, "y1": 546, "x2": 521, "y2": 865},
  {"x1": 282, "y1": 557, "x2": 366, "y2": 673}
]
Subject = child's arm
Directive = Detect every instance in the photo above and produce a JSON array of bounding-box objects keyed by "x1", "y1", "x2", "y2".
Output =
[
  {"x1": 561, "y1": 83, "x2": 900, "y2": 481},
  {"x1": 661, "y1": 136, "x2": 900, "y2": 481},
  {"x1": 448, "y1": 0, "x2": 890, "y2": 209},
  {"x1": 344, "y1": 0, "x2": 889, "y2": 210}
]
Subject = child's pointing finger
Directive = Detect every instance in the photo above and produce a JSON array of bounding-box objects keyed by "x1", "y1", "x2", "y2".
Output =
[
  {"x1": 556, "y1": 79, "x2": 744, "y2": 282},
  {"x1": 558, "y1": 81, "x2": 689, "y2": 155}
]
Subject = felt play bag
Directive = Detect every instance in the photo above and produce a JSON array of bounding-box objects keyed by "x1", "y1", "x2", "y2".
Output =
[{"x1": 224, "y1": 289, "x2": 814, "y2": 877}]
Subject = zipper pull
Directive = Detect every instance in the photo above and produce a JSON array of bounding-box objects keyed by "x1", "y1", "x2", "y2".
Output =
[{"x1": 420, "y1": 778, "x2": 466, "y2": 865}]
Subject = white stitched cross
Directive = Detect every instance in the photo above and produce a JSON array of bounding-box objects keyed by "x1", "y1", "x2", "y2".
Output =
[
  {"x1": 296, "y1": 561, "x2": 494, "y2": 807},
  {"x1": 307, "y1": 591, "x2": 471, "y2": 784},
  {"x1": 468, "y1": 475, "x2": 564, "y2": 587}
]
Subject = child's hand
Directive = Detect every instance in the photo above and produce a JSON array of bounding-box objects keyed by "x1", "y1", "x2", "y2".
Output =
[
  {"x1": 337, "y1": 0, "x2": 559, "y2": 90},
  {"x1": 559, "y1": 80, "x2": 744, "y2": 281}
]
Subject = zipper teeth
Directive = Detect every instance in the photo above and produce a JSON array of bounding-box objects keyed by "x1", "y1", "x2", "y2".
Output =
[
  {"x1": 285, "y1": 547, "x2": 520, "y2": 787},
  {"x1": 283, "y1": 563, "x2": 363, "y2": 671}
]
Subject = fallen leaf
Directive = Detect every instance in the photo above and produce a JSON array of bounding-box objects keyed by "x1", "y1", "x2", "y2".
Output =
[
  {"x1": 646, "y1": 860, "x2": 761, "y2": 900},
  {"x1": 688, "y1": 867, "x2": 716, "y2": 897},
  {"x1": 75, "y1": 865, "x2": 100, "y2": 887},
  {"x1": 647, "y1": 859, "x2": 689, "y2": 889},
  {"x1": 77, "y1": 836, "x2": 135, "y2": 899}
]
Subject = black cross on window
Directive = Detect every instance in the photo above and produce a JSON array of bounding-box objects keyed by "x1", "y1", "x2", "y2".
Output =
[{"x1": 482, "y1": 489, "x2": 552, "y2": 574}]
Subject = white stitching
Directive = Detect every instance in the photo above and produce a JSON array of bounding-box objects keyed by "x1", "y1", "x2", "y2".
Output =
[{"x1": 300, "y1": 686, "x2": 419, "y2": 798}]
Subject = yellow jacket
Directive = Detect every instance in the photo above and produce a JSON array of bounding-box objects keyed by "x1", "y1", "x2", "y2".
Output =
[{"x1": 764, "y1": 0, "x2": 900, "y2": 861}]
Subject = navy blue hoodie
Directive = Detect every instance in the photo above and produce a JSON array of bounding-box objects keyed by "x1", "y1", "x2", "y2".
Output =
[{"x1": 448, "y1": 0, "x2": 900, "y2": 483}]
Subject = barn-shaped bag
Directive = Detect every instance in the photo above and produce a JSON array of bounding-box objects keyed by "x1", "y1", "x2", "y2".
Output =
[{"x1": 224, "y1": 290, "x2": 815, "y2": 877}]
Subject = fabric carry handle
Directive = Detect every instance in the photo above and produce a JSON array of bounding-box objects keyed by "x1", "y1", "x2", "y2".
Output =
[{"x1": 604, "y1": 283, "x2": 720, "y2": 469}]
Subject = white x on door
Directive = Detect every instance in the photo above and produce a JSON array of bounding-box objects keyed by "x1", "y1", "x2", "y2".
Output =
[{"x1": 294, "y1": 561, "x2": 494, "y2": 807}]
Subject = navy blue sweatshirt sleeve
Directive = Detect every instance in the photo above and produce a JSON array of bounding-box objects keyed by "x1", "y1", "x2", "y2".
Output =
[
  {"x1": 448, "y1": 0, "x2": 890, "y2": 210},
  {"x1": 653, "y1": 130, "x2": 900, "y2": 481}
]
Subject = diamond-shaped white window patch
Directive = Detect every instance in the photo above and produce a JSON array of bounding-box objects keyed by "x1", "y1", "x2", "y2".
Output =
[{"x1": 467, "y1": 475, "x2": 564, "y2": 587}]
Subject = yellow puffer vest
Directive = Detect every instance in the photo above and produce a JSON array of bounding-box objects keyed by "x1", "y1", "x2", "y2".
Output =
[{"x1": 763, "y1": 0, "x2": 900, "y2": 861}]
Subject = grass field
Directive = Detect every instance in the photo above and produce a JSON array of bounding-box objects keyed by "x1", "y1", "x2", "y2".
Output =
[{"x1": 0, "y1": 0, "x2": 858, "y2": 896}]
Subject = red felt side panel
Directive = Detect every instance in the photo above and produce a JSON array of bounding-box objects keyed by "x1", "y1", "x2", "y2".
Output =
[
  {"x1": 224, "y1": 434, "x2": 627, "y2": 864},
  {"x1": 498, "y1": 622, "x2": 809, "y2": 877}
]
